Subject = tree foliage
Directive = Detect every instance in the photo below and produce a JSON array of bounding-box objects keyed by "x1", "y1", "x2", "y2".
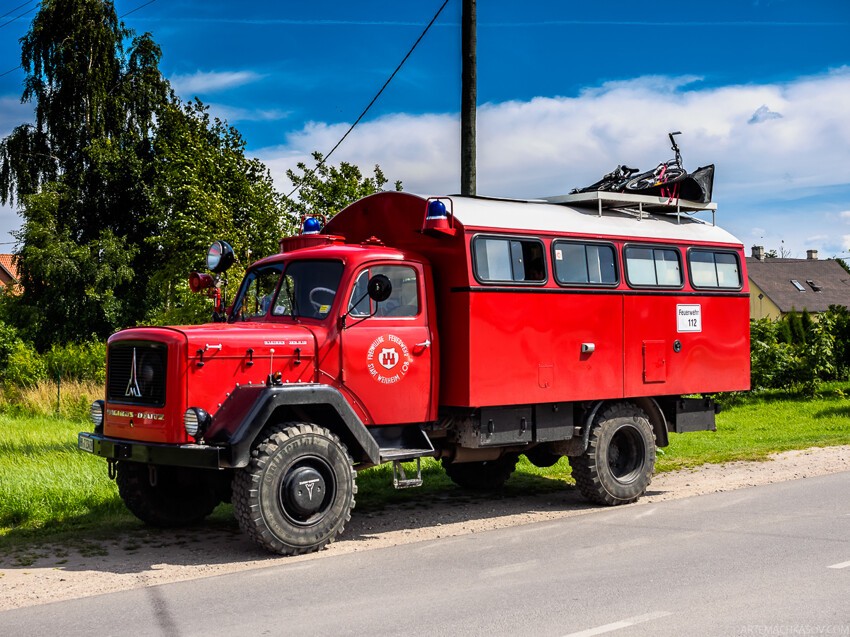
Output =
[
  {"x1": 0, "y1": 0, "x2": 325, "y2": 342},
  {"x1": 283, "y1": 151, "x2": 402, "y2": 221},
  {"x1": 0, "y1": 1, "x2": 402, "y2": 345}
]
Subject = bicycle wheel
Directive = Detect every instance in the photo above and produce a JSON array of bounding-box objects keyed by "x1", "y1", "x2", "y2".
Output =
[
  {"x1": 626, "y1": 166, "x2": 686, "y2": 191},
  {"x1": 625, "y1": 171, "x2": 659, "y2": 191}
]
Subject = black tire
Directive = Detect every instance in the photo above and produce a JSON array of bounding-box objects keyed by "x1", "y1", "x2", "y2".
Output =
[
  {"x1": 116, "y1": 461, "x2": 221, "y2": 527},
  {"x1": 570, "y1": 402, "x2": 655, "y2": 506},
  {"x1": 442, "y1": 454, "x2": 518, "y2": 491},
  {"x1": 232, "y1": 423, "x2": 356, "y2": 555}
]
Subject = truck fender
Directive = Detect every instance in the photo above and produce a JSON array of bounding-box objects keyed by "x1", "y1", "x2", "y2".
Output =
[
  {"x1": 205, "y1": 384, "x2": 381, "y2": 468},
  {"x1": 632, "y1": 397, "x2": 669, "y2": 448},
  {"x1": 573, "y1": 397, "x2": 668, "y2": 454}
]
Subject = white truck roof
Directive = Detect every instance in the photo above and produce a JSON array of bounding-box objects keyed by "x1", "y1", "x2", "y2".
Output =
[{"x1": 440, "y1": 192, "x2": 740, "y2": 246}]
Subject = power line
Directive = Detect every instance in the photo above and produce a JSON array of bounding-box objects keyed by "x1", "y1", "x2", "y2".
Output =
[
  {"x1": 120, "y1": 0, "x2": 156, "y2": 19},
  {"x1": 0, "y1": 0, "x2": 36, "y2": 21},
  {"x1": 286, "y1": 0, "x2": 452, "y2": 199},
  {"x1": 0, "y1": 1, "x2": 37, "y2": 29}
]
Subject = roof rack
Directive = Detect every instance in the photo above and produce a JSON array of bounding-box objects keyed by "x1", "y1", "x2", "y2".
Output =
[{"x1": 542, "y1": 191, "x2": 718, "y2": 226}]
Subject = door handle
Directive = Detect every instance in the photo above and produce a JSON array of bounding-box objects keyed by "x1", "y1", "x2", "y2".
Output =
[{"x1": 415, "y1": 340, "x2": 431, "y2": 348}]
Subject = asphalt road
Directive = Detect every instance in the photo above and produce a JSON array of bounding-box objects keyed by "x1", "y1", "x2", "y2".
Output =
[{"x1": 2, "y1": 472, "x2": 849, "y2": 637}]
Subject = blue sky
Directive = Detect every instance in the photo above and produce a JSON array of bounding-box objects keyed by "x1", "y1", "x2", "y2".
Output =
[{"x1": 1, "y1": 0, "x2": 850, "y2": 258}]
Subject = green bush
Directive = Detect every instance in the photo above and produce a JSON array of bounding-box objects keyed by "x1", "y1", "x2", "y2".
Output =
[
  {"x1": 0, "y1": 321, "x2": 24, "y2": 373},
  {"x1": 4, "y1": 341, "x2": 48, "y2": 387},
  {"x1": 750, "y1": 308, "x2": 846, "y2": 395},
  {"x1": 43, "y1": 340, "x2": 106, "y2": 384}
]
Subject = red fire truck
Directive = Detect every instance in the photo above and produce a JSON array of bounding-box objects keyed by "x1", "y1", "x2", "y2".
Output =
[{"x1": 79, "y1": 190, "x2": 750, "y2": 555}]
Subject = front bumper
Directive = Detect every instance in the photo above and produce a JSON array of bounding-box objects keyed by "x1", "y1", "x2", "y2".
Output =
[{"x1": 78, "y1": 432, "x2": 225, "y2": 469}]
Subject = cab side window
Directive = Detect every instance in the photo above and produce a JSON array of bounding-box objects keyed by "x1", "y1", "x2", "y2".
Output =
[{"x1": 348, "y1": 265, "x2": 419, "y2": 318}]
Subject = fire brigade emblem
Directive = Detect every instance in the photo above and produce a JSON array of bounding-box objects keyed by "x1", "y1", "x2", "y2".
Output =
[
  {"x1": 379, "y1": 347, "x2": 399, "y2": 370},
  {"x1": 367, "y1": 334, "x2": 412, "y2": 384}
]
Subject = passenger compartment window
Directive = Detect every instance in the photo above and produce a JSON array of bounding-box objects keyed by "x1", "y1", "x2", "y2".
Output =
[
  {"x1": 624, "y1": 246, "x2": 682, "y2": 287},
  {"x1": 472, "y1": 236, "x2": 546, "y2": 283},
  {"x1": 689, "y1": 250, "x2": 741, "y2": 289},
  {"x1": 552, "y1": 241, "x2": 617, "y2": 285}
]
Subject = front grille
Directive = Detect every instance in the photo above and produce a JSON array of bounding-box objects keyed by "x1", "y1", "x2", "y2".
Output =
[{"x1": 107, "y1": 341, "x2": 168, "y2": 406}]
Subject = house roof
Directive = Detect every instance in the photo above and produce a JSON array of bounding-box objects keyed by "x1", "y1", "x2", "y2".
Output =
[
  {"x1": 746, "y1": 257, "x2": 850, "y2": 312},
  {"x1": 0, "y1": 254, "x2": 18, "y2": 285}
]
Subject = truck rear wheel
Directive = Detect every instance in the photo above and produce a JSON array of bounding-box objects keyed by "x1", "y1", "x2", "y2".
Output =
[
  {"x1": 116, "y1": 462, "x2": 221, "y2": 527},
  {"x1": 232, "y1": 422, "x2": 356, "y2": 556},
  {"x1": 571, "y1": 402, "x2": 655, "y2": 506},
  {"x1": 442, "y1": 454, "x2": 518, "y2": 491}
]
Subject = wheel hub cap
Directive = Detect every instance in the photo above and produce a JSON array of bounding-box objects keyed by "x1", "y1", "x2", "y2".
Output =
[{"x1": 282, "y1": 466, "x2": 326, "y2": 518}]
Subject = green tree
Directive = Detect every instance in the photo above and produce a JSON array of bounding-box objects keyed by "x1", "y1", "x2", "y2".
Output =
[
  {"x1": 801, "y1": 308, "x2": 814, "y2": 340},
  {"x1": 5, "y1": 188, "x2": 136, "y2": 348},
  {"x1": 1, "y1": 1, "x2": 405, "y2": 340},
  {"x1": 776, "y1": 318, "x2": 793, "y2": 345},
  {"x1": 826, "y1": 305, "x2": 850, "y2": 378},
  {"x1": 283, "y1": 151, "x2": 402, "y2": 221},
  {"x1": 0, "y1": 0, "x2": 168, "y2": 342},
  {"x1": 145, "y1": 100, "x2": 287, "y2": 324},
  {"x1": 787, "y1": 309, "x2": 806, "y2": 345}
]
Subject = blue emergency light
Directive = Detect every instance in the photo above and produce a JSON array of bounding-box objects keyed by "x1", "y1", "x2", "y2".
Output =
[
  {"x1": 427, "y1": 199, "x2": 447, "y2": 219},
  {"x1": 302, "y1": 217, "x2": 322, "y2": 234}
]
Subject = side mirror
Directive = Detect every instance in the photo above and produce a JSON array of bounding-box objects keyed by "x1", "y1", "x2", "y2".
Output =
[{"x1": 367, "y1": 274, "x2": 392, "y2": 302}]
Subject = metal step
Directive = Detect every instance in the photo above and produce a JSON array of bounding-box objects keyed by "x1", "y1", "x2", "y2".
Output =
[
  {"x1": 379, "y1": 447, "x2": 434, "y2": 463},
  {"x1": 391, "y1": 458, "x2": 423, "y2": 489}
]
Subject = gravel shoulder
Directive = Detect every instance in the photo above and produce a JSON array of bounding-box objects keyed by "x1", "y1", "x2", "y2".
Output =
[{"x1": 2, "y1": 445, "x2": 849, "y2": 611}]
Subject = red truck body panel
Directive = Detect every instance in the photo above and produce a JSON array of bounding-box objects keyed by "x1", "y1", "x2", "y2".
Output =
[{"x1": 324, "y1": 192, "x2": 751, "y2": 410}]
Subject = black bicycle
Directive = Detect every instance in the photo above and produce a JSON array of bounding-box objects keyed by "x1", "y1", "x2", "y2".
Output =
[
  {"x1": 625, "y1": 131, "x2": 686, "y2": 192},
  {"x1": 570, "y1": 164, "x2": 640, "y2": 194}
]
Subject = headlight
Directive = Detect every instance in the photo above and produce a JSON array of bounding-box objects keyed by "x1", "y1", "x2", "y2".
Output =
[
  {"x1": 184, "y1": 407, "x2": 211, "y2": 439},
  {"x1": 90, "y1": 400, "x2": 104, "y2": 432}
]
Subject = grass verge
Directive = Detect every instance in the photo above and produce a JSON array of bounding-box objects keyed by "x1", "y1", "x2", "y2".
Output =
[{"x1": 2, "y1": 383, "x2": 849, "y2": 550}]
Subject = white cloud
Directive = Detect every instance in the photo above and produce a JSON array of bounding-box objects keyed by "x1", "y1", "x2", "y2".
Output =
[
  {"x1": 170, "y1": 70, "x2": 263, "y2": 96},
  {"x1": 840, "y1": 210, "x2": 850, "y2": 220},
  {"x1": 205, "y1": 102, "x2": 291, "y2": 123},
  {"x1": 256, "y1": 68, "x2": 850, "y2": 258}
]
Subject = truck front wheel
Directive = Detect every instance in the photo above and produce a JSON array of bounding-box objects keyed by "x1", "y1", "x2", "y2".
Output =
[
  {"x1": 570, "y1": 402, "x2": 655, "y2": 506},
  {"x1": 116, "y1": 462, "x2": 221, "y2": 527},
  {"x1": 442, "y1": 454, "x2": 518, "y2": 490},
  {"x1": 232, "y1": 423, "x2": 356, "y2": 556}
]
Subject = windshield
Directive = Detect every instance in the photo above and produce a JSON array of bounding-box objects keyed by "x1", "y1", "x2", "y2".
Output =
[{"x1": 229, "y1": 260, "x2": 344, "y2": 322}]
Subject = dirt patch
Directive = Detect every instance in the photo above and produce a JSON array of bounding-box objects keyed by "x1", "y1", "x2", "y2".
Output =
[{"x1": 1, "y1": 445, "x2": 848, "y2": 611}]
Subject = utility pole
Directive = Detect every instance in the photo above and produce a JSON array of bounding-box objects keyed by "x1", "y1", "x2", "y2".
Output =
[{"x1": 461, "y1": 0, "x2": 476, "y2": 196}]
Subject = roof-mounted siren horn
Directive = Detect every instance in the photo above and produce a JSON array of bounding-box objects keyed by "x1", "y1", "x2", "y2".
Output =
[{"x1": 422, "y1": 197, "x2": 456, "y2": 237}]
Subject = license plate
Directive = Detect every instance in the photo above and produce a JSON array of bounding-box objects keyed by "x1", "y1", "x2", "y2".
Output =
[{"x1": 78, "y1": 434, "x2": 94, "y2": 453}]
